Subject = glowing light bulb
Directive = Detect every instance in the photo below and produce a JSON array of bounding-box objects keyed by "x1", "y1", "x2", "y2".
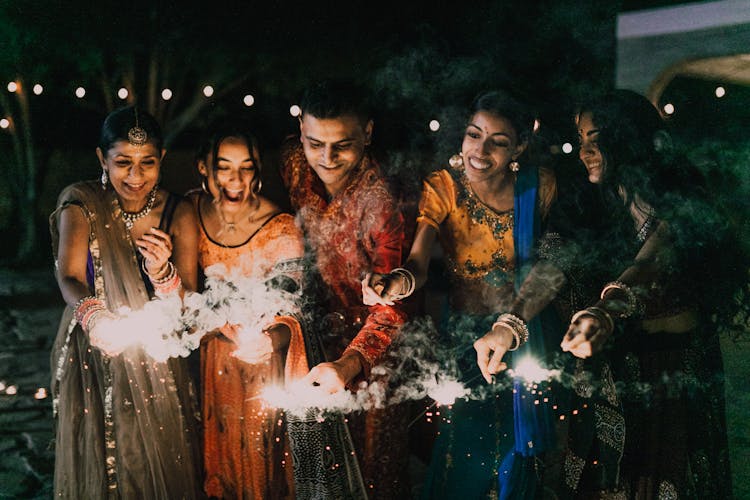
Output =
[
  {"x1": 243, "y1": 94, "x2": 255, "y2": 106},
  {"x1": 118, "y1": 88, "x2": 128, "y2": 100},
  {"x1": 429, "y1": 119, "x2": 440, "y2": 132},
  {"x1": 161, "y1": 88, "x2": 173, "y2": 101},
  {"x1": 32, "y1": 84, "x2": 43, "y2": 95},
  {"x1": 75, "y1": 87, "x2": 86, "y2": 98},
  {"x1": 0, "y1": 118, "x2": 9, "y2": 129},
  {"x1": 203, "y1": 85, "x2": 214, "y2": 97},
  {"x1": 663, "y1": 103, "x2": 675, "y2": 115},
  {"x1": 7, "y1": 81, "x2": 18, "y2": 92},
  {"x1": 5, "y1": 385, "x2": 17, "y2": 395},
  {"x1": 562, "y1": 142, "x2": 573, "y2": 154},
  {"x1": 0, "y1": 381, "x2": 5, "y2": 391},
  {"x1": 289, "y1": 104, "x2": 301, "y2": 117},
  {"x1": 715, "y1": 86, "x2": 726, "y2": 98},
  {"x1": 34, "y1": 387, "x2": 47, "y2": 400},
  {"x1": 533, "y1": 119, "x2": 541, "y2": 132}
]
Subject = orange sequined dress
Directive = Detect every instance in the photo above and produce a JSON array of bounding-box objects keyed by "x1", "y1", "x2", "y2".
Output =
[{"x1": 194, "y1": 193, "x2": 308, "y2": 500}]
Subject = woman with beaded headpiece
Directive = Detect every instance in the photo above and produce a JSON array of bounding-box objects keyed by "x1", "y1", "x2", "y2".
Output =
[
  {"x1": 362, "y1": 90, "x2": 616, "y2": 498},
  {"x1": 49, "y1": 106, "x2": 202, "y2": 498},
  {"x1": 190, "y1": 121, "x2": 311, "y2": 499},
  {"x1": 563, "y1": 89, "x2": 734, "y2": 497}
]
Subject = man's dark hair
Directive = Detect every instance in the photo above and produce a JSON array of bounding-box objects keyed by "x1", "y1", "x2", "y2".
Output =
[{"x1": 300, "y1": 79, "x2": 372, "y2": 125}]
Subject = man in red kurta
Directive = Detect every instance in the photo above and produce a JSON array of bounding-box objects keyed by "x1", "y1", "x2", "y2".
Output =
[{"x1": 280, "y1": 80, "x2": 410, "y2": 499}]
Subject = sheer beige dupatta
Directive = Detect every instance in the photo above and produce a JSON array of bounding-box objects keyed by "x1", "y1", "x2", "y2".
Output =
[{"x1": 50, "y1": 181, "x2": 201, "y2": 499}]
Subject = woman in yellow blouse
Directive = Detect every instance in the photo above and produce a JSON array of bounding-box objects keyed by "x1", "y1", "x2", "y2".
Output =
[{"x1": 363, "y1": 91, "x2": 565, "y2": 498}]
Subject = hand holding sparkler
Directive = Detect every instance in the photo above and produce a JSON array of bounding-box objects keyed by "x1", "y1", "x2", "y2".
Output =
[
  {"x1": 361, "y1": 268, "x2": 415, "y2": 306},
  {"x1": 561, "y1": 306, "x2": 614, "y2": 358},
  {"x1": 302, "y1": 352, "x2": 362, "y2": 394},
  {"x1": 474, "y1": 322, "x2": 516, "y2": 383}
]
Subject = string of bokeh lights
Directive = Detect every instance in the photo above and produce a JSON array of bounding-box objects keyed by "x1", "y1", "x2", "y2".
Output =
[
  {"x1": 0, "y1": 80, "x2": 735, "y2": 151},
  {"x1": 0, "y1": 379, "x2": 48, "y2": 401}
]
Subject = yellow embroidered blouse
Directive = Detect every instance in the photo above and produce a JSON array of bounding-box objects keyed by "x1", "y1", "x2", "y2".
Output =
[{"x1": 417, "y1": 167, "x2": 556, "y2": 314}]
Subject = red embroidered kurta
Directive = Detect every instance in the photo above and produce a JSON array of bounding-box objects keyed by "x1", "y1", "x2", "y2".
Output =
[
  {"x1": 280, "y1": 139, "x2": 407, "y2": 374},
  {"x1": 280, "y1": 139, "x2": 412, "y2": 499}
]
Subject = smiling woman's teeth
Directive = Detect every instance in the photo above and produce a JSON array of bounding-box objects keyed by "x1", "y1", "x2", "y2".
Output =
[
  {"x1": 222, "y1": 188, "x2": 243, "y2": 201},
  {"x1": 469, "y1": 157, "x2": 490, "y2": 170}
]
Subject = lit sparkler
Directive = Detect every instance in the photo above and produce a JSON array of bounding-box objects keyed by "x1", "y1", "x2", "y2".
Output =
[{"x1": 507, "y1": 356, "x2": 560, "y2": 384}]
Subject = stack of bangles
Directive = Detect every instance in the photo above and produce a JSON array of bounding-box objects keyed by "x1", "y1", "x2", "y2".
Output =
[
  {"x1": 143, "y1": 260, "x2": 181, "y2": 295},
  {"x1": 599, "y1": 280, "x2": 642, "y2": 318},
  {"x1": 492, "y1": 313, "x2": 529, "y2": 351},
  {"x1": 571, "y1": 306, "x2": 614, "y2": 334},
  {"x1": 389, "y1": 267, "x2": 416, "y2": 301},
  {"x1": 74, "y1": 296, "x2": 108, "y2": 332}
]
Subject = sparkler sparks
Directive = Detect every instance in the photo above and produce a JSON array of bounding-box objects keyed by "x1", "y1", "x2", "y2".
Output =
[{"x1": 507, "y1": 356, "x2": 560, "y2": 384}]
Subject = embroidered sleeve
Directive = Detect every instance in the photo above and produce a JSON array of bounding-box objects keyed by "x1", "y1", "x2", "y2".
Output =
[{"x1": 344, "y1": 184, "x2": 408, "y2": 374}]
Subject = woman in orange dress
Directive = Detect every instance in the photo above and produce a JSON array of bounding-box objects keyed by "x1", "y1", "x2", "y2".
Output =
[{"x1": 192, "y1": 124, "x2": 308, "y2": 499}]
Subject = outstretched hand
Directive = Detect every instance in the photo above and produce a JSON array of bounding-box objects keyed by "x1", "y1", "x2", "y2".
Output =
[
  {"x1": 560, "y1": 313, "x2": 611, "y2": 358},
  {"x1": 474, "y1": 324, "x2": 515, "y2": 383},
  {"x1": 301, "y1": 353, "x2": 363, "y2": 394},
  {"x1": 361, "y1": 272, "x2": 404, "y2": 306}
]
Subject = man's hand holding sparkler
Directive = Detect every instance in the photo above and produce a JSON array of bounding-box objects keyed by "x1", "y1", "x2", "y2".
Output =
[
  {"x1": 362, "y1": 268, "x2": 416, "y2": 306},
  {"x1": 302, "y1": 352, "x2": 362, "y2": 394}
]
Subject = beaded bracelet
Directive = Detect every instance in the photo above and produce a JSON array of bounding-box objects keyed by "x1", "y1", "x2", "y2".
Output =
[
  {"x1": 600, "y1": 280, "x2": 641, "y2": 318},
  {"x1": 492, "y1": 313, "x2": 530, "y2": 351},
  {"x1": 390, "y1": 267, "x2": 416, "y2": 300}
]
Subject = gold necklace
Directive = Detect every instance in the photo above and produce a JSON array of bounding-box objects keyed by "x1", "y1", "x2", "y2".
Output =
[{"x1": 119, "y1": 186, "x2": 158, "y2": 230}]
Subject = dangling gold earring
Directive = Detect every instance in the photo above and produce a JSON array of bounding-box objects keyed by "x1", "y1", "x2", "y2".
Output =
[
  {"x1": 449, "y1": 153, "x2": 464, "y2": 169},
  {"x1": 201, "y1": 177, "x2": 210, "y2": 194},
  {"x1": 253, "y1": 178, "x2": 263, "y2": 195},
  {"x1": 509, "y1": 160, "x2": 520, "y2": 173},
  {"x1": 101, "y1": 170, "x2": 108, "y2": 190}
]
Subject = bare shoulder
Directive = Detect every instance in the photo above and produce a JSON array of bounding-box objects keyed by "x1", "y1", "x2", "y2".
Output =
[{"x1": 171, "y1": 196, "x2": 199, "y2": 233}]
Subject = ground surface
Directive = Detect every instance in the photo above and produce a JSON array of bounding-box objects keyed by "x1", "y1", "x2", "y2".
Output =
[{"x1": 0, "y1": 267, "x2": 747, "y2": 499}]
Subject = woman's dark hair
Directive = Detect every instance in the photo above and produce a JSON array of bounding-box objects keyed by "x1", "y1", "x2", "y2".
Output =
[
  {"x1": 196, "y1": 121, "x2": 262, "y2": 195},
  {"x1": 98, "y1": 106, "x2": 164, "y2": 152},
  {"x1": 300, "y1": 79, "x2": 372, "y2": 126},
  {"x1": 470, "y1": 90, "x2": 534, "y2": 145},
  {"x1": 575, "y1": 89, "x2": 685, "y2": 209},
  {"x1": 578, "y1": 90, "x2": 746, "y2": 323}
]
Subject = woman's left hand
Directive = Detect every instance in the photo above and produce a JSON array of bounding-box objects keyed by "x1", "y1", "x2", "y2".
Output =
[
  {"x1": 560, "y1": 313, "x2": 611, "y2": 358},
  {"x1": 136, "y1": 227, "x2": 173, "y2": 277}
]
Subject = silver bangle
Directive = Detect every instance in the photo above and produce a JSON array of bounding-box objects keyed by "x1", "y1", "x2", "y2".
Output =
[
  {"x1": 492, "y1": 313, "x2": 529, "y2": 351},
  {"x1": 600, "y1": 280, "x2": 640, "y2": 318},
  {"x1": 571, "y1": 307, "x2": 614, "y2": 334},
  {"x1": 390, "y1": 267, "x2": 416, "y2": 299}
]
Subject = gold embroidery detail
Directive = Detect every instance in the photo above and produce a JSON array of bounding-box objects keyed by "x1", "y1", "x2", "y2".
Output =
[
  {"x1": 658, "y1": 480, "x2": 678, "y2": 499},
  {"x1": 594, "y1": 403, "x2": 625, "y2": 453},
  {"x1": 564, "y1": 450, "x2": 585, "y2": 489}
]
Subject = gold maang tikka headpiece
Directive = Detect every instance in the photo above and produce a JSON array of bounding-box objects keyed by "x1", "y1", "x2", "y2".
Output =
[{"x1": 127, "y1": 107, "x2": 148, "y2": 146}]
